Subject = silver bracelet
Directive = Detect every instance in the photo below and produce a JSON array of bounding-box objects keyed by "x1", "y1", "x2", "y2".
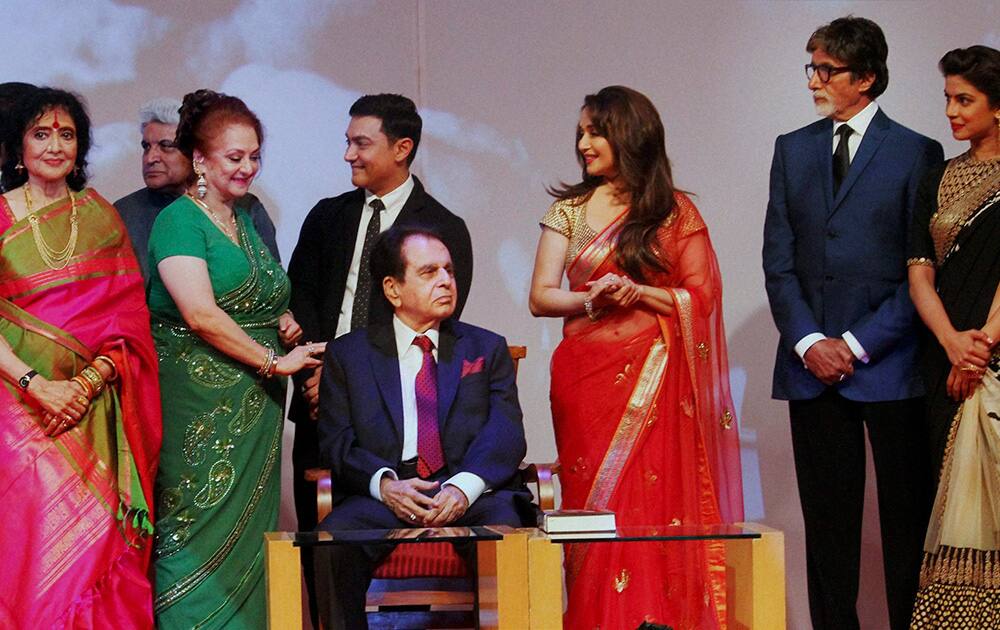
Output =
[{"x1": 584, "y1": 298, "x2": 600, "y2": 321}]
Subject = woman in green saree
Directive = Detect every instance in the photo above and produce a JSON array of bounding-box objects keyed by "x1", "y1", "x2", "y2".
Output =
[{"x1": 148, "y1": 90, "x2": 324, "y2": 629}]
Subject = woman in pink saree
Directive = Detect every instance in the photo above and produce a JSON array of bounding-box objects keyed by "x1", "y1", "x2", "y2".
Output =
[
  {"x1": 530, "y1": 86, "x2": 744, "y2": 629},
  {"x1": 0, "y1": 88, "x2": 161, "y2": 628}
]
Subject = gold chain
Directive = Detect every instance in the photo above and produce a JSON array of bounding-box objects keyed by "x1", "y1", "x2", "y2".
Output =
[
  {"x1": 24, "y1": 183, "x2": 79, "y2": 270},
  {"x1": 187, "y1": 193, "x2": 238, "y2": 242}
]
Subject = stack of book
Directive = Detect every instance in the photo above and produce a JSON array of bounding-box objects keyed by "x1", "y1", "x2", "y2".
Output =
[{"x1": 538, "y1": 509, "x2": 617, "y2": 539}]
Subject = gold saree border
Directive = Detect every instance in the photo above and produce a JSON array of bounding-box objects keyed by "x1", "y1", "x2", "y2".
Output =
[
  {"x1": 566, "y1": 207, "x2": 629, "y2": 289},
  {"x1": 154, "y1": 420, "x2": 282, "y2": 612}
]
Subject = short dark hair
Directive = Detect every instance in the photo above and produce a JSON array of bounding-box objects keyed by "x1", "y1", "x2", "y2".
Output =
[
  {"x1": 807, "y1": 16, "x2": 889, "y2": 99},
  {"x1": 1, "y1": 87, "x2": 91, "y2": 192},
  {"x1": 940, "y1": 46, "x2": 1000, "y2": 108},
  {"x1": 349, "y1": 94, "x2": 422, "y2": 165},
  {"x1": 370, "y1": 224, "x2": 449, "y2": 286}
]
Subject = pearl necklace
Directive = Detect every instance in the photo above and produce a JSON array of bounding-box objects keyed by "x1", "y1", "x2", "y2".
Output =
[
  {"x1": 187, "y1": 193, "x2": 239, "y2": 243},
  {"x1": 24, "y1": 183, "x2": 80, "y2": 270}
]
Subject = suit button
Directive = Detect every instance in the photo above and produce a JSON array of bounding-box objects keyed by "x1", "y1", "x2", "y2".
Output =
[
  {"x1": 825, "y1": 275, "x2": 834, "y2": 281},
  {"x1": 826, "y1": 230, "x2": 837, "y2": 239}
]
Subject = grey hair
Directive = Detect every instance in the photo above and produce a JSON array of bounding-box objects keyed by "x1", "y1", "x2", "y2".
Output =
[{"x1": 138, "y1": 97, "x2": 182, "y2": 131}]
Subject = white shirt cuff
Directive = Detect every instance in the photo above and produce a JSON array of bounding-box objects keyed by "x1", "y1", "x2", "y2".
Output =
[
  {"x1": 842, "y1": 331, "x2": 869, "y2": 364},
  {"x1": 794, "y1": 333, "x2": 827, "y2": 362},
  {"x1": 443, "y1": 472, "x2": 486, "y2": 506},
  {"x1": 370, "y1": 467, "x2": 397, "y2": 501}
]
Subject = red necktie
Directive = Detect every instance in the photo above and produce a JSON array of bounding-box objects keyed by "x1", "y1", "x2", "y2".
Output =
[{"x1": 413, "y1": 335, "x2": 445, "y2": 478}]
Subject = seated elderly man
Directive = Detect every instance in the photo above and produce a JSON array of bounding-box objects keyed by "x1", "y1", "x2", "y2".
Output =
[
  {"x1": 113, "y1": 97, "x2": 280, "y2": 278},
  {"x1": 315, "y1": 224, "x2": 532, "y2": 630}
]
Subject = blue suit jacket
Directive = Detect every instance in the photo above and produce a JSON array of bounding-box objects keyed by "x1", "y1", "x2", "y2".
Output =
[
  {"x1": 762, "y1": 108, "x2": 943, "y2": 402},
  {"x1": 316, "y1": 319, "x2": 528, "y2": 504}
]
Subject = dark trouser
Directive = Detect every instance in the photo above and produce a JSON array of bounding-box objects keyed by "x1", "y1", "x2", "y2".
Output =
[
  {"x1": 314, "y1": 490, "x2": 525, "y2": 630},
  {"x1": 291, "y1": 418, "x2": 321, "y2": 625},
  {"x1": 789, "y1": 391, "x2": 933, "y2": 630}
]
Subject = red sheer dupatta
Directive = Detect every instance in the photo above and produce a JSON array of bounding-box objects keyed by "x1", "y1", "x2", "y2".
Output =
[{"x1": 550, "y1": 193, "x2": 743, "y2": 629}]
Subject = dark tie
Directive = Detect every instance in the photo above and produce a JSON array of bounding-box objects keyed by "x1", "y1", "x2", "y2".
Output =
[
  {"x1": 833, "y1": 124, "x2": 853, "y2": 195},
  {"x1": 350, "y1": 198, "x2": 386, "y2": 331},
  {"x1": 413, "y1": 335, "x2": 445, "y2": 478}
]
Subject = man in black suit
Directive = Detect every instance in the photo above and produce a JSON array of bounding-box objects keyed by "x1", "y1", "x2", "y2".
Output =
[
  {"x1": 314, "y1": 225, "x2": 527, "y2": 630},
  {"x1": 286, "y1": 94, "x2": 473, "y2": 615}
]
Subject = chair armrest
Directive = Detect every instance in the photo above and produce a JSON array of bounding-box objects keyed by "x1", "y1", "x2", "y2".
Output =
[
  {"x1": 520, "y1": 461, "x2": 559, "y2": 512},
  {"x1": 304, "y1": 467, "x2": 333, "y2": 523}
]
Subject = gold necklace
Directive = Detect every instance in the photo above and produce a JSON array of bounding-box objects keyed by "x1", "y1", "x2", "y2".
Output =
[
  {"x1": 187, "y1": 193, "x2": 239, "y2": 242},
  {"x1": 24, "y1": 183, "x2": 79, "y2": 270}
]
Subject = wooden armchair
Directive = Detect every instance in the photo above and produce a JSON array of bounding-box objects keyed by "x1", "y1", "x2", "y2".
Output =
[{"x1": 304, "y1": 345, "x2": 559, "y2": 624}]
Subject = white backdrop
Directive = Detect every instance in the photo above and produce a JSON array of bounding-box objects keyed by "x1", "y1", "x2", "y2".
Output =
[{"x1": 5, "y1": 1, "x2": 998, "y2": 627}]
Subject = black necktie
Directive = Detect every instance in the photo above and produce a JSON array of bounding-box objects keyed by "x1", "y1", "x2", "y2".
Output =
[
  {"x1": 351, "y1": 198, "x2": 386, "y2": 331},
  {"x1": 833, "y1": 124, "x2": 853, "y2": 195}
]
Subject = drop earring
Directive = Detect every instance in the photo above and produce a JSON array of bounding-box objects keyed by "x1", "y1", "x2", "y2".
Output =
[
  {"x1": 194, "y1": 163, "x2": 207, "y2": 199},
  {"x1": 14, "y1": 161, "x2": 23, "y2": 172}
]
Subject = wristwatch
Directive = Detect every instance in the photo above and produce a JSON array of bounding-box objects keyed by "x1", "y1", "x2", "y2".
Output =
[{"x1": 18, "y1": 369, "x2": 38, "y2": 390}]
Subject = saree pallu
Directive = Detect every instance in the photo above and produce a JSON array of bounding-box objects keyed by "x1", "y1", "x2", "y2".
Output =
[
  {"x1": 152, "y1": 211, "x2": 290, "y2": 630},
  {"x1": 551, "y1": 194, "x2": 743, "y2": 630},
  {"x1": 0, "y1": 189, "x2": 161, "y2": 628},
  {"x1": 911, "y1": 179, "x2": 1000, "y2": 628}
]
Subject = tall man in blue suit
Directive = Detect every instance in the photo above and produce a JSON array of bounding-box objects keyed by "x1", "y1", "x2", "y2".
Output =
[
  {"x1": 314, "y1": 225, "x2": 531, "y2": 630},
  {"x1": 763, "y1": 16, "x2": 943, "y2": 630}
]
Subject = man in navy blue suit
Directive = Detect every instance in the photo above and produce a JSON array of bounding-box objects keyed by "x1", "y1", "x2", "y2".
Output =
[
  {"x1": 763, "y1": 16, "x2": 943, "y2": 630},
  {"x1": 314, "y1": 224, "x2": 530, "y2": 630}
]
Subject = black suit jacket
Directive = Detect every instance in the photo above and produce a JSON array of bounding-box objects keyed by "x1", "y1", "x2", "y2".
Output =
[
  {"x1": 317, "y1": 320, "x2": 528, "y2": 504},
  {"x1": 286, "y1": 176, "x2": 473, "y2": 425}
]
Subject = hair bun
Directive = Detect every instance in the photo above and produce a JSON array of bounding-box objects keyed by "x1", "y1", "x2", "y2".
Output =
[{"x1": 176, "y1": 89, "x2": 223, "y2": 158}]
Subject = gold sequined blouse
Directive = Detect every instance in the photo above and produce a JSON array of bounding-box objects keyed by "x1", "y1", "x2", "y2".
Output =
[
  {"x1": 922, "y1": 152, "x2": 1000, "y2": 265},
  {"x1": 539, "y1": 197, "x2": 599, "y2": 269}
]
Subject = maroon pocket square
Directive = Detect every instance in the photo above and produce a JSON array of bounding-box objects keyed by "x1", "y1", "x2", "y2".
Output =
[{"x1": 461, "y1": 356, "x2": 485, "y2": 378}]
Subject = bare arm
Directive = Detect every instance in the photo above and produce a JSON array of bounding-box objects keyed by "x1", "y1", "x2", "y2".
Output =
[
  {"x1": 909, "y1": 265, "x2": 990, "y2": 367},
  {"x1": 528, "y1": 228, "x2": 586, "y2": 317},
  {"x1": 158, "y1": 256, "x2": 323, "y2": 375}
]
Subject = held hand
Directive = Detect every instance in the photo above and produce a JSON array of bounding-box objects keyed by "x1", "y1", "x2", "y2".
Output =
[
  {"x1": 943, "y1": 329, "x2": 992, "y2": 369},
  {"x1": 803, "y1": 338, "x2": 855, "y2": 386},
  {"x1": 274, "y1": 342, "x2": 326, "y2": 376},
  {"x1": 304, "y1": 366, "x2": 323, "y2": 421},
  {"x1": 423, "y1": 485, "x2": 470, "y2": 527},
  {"x1": 380, "y1": 476, "x2": 439, "y2": 524},
  {"x1": 278, "y1": 312, "x2": 304, "y2": 348},
  {"x1": 584, "y1": 273, "x2": 623, "y2": 308},
  {"x1": 30, "y1": 378, "x2": 90, "y2": 436},
  {"x1": 947, "y1": 364, "x2": 984, "y2": 401},
  {"x1": 605, "y1": 276, "x2": 643, "y2": 309}
]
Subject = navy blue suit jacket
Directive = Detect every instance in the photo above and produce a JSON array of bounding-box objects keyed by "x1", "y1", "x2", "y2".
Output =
[
  {"x1": 316, "y1": 319, "x2": 528, "y2": 504},
  {"x1": 763, "y1": 108, "x2": 943, "y2": 402}
]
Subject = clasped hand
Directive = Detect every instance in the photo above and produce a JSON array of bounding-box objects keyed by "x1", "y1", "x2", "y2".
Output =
[
  {"x1": 31, "y1": 377, "x2": 90, "y2": 437},
  {"x1": 380, "y1": 476, "x2": 469, "y2": 527},
  {"x1": 803, "y1": 338, "x2": 855, "y2": 386},
  {"x1": 585, "y1": 272, "x2": 643, "y2": 310}
]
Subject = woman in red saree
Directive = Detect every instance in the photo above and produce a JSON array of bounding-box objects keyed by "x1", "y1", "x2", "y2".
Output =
[
  {"x1": 530, "y1": 86, "x2": 744, "y2": 629},
  {"x1": 0, "y1": 88, "x2": 161, "y2": 628}
]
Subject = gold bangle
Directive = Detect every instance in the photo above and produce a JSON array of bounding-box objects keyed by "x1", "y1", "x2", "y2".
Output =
[
  {"x1": 93, "y1": 355, "x2": 118, "y2": 382},
  {"x1": 257, "y1": 348, "x2": 275, "y2": 378},
  {"x1": 71, "y1": 375, "x2": 94, "y2": 399},
  {"x1": 80, "y1": 365, "x2": 105, "y2": 395}
]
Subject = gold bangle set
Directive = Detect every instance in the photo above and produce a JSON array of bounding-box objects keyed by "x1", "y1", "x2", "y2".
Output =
[
  {"x1": 257, "y1": 348, "x2": 278, "y2": 379},
  {"x1": 72, "y1": 355, "x2": 118, "y2": 402}
]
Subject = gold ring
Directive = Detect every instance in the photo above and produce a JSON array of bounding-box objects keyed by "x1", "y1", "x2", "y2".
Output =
[
  {"x1": 76, "y1": 396, "x2": 88, "y2": 406},
  {"x1": 960, "y1": 365, "x2": 983, "y2": 373},
  {"x1": 408, "y1": 513, "x2": 417, "y2": 522}
]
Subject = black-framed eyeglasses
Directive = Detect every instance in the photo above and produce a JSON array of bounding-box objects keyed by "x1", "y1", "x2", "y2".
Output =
[{"x1": 805, "y1": 63, "x2": 852, "y2": 83}]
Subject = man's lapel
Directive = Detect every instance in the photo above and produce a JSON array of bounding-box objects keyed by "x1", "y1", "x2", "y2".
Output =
[
  {"x1": 368, "y1": 324, "x2": 405, "y2": 443},
  {"x1": 831, "y1": 108, "x2": 890, "y2": 212},
  {"x1": 397, "y1": 175, "x2": 426, "y2": 223},
  {"x1": 813, "y1": 119, "x2": 835, "y2": 213},
  {"x1": 435, "y1": 320, "x2": 463, "y2": 432}
]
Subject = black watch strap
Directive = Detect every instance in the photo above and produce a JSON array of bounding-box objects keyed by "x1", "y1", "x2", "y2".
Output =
[{"x1": 18, "y1": 369, "x2": 38, "y2": 390}]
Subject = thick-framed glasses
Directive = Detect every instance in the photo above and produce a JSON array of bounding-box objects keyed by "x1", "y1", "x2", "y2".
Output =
[{"x1": 805, "y1": 63, "x2": 852, "y2": 83}]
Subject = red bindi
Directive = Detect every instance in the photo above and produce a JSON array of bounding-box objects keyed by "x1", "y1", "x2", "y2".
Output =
[{"x1": 51, "y1": 110, "x2": 60, "y2": 129}]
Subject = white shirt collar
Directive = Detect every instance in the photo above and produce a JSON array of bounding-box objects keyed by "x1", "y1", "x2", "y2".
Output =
[
  {"x1": 365, "y1": 174, "x2": 415, "y2": 214},
  {"x1": 834, "y1": 100, "x2": 878, "y2": 138},
  {"x1": 393, "y1": 314, "x2": 440, "y2": 358}
]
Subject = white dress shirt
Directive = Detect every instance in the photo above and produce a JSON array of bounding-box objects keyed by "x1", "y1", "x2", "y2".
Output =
[
  {"x1": 368, "y1": 316, "x2": 487, "y2": 505},
  {"x1": 335, "y1": 175, "x2": 415, "y2": 339},
  {"x1": 794, "y1": 101, "x2": 880, "y2": 365}
]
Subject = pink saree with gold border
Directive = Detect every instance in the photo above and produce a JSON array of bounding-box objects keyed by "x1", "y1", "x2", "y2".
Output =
[
  {"x1": 549, "y1": 193, "x2": 743, "y2": 629},
  {"x1": 0, "y1": 189, "x2": 161, "y2": 628}
]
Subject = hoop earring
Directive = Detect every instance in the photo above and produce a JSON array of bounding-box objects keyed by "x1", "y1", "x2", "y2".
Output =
[
  {"x1": 194, "y1": 165, "x2": 207, "y2": 199},
  {"x1": 14, "y1": 161, "x2": 23, "y2": 173}
]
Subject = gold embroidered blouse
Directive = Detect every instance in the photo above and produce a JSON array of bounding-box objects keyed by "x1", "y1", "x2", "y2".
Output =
[
  {"x1": 929, "y1": 151, "x2": 1000, "y2": 264},
  {"x1": 540, "y1": 197, "x2": 599, "y2": 269}
]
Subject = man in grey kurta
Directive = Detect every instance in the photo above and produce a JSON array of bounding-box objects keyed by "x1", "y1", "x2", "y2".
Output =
[{"x1": 114, "y1": 98, "x2": 280, "y2": 278}]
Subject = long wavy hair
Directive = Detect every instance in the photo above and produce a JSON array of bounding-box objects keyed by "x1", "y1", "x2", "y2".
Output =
[{"x1": 548, "y1": 85, "x2": 678, "y2": 282}]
